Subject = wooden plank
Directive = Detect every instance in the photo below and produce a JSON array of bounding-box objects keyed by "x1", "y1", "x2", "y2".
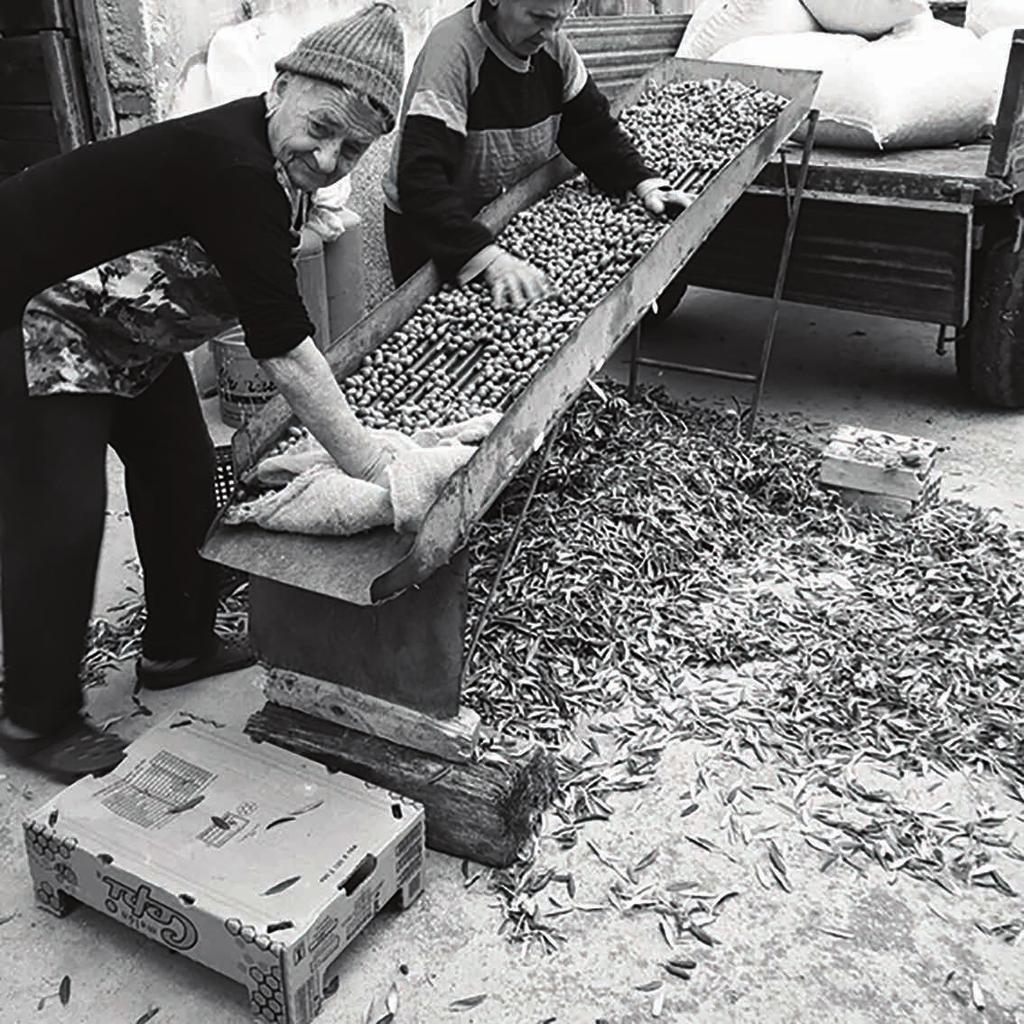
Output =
[
  {"x1": 757, "y1": 144, "x2": 1006, "y2": 205},
  {"x1": 246, "y1": 703, "x2": 559, "y2": 868},
  {"x1": 39, "y1": 29, "x2": 89, "y2": 151},
  {"x1": 70, "y1": 0, "x2": 117, "y2": 139},
  {"x1": 0, "y1": 0, "x2": 70, "y2": 32},
  {"x1": 262, "y1": 668, "x2": 481, "y2": 763},
  {"x1": 0, "y1": 38, "x2": 50, "y2": 104},
  {"x1": 0, "y1": 103, "x2": 59, "y2": 141},
  {"x1": 0, "y1": 137, "x2": 59, "y2": 174},
  {"x1": 987, "y1": 30, "x2": 1024, "y2": 190}
]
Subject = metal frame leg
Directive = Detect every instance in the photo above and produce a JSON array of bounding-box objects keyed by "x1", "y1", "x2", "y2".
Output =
[
  {"x1": 627, "y1": 323, "x2": 643, "y2": 401},
  {"x1": 745, "y1": 110, "x2": 819, "y2": 440}
]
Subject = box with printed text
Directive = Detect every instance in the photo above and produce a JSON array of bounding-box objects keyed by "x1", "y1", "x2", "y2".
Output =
[{"x1": 23, "y1": 710, "x2": 425, "y2": 1024}]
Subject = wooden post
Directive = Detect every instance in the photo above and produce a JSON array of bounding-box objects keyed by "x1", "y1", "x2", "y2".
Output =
[{"x1": 246, "y1": 704, "x2": 559, "y2": 868}]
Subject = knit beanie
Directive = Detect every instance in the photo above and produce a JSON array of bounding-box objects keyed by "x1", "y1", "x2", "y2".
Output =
[{"x1": 275, "y1": 2, "x2": 405, "y2": 130}]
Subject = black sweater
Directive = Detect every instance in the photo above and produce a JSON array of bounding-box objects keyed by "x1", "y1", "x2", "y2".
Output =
[{"x1": 0, "y1": 96, "x2": 313, "y2": 357}]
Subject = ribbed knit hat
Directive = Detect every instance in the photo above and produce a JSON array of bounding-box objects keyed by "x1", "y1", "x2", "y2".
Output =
[{"x1": 275, "y1": 2, "x2": 405, "y2": 130}]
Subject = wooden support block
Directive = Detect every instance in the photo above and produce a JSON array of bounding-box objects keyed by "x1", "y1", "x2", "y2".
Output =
[
  {"x1": 820, "y1": 425, "x2": 940, "y2": 513},
  {"x1": 246, "y1": 703, "x2": 559, "y2": 868},
  {"x1": 262, "y1": 666, "x2": 481, "y2": 764},
  {"x1": 248, "y1": 549, "x2": 467, "y2": 718}
]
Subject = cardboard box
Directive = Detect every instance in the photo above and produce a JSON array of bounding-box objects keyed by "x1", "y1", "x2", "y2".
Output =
[{"x1": 23, "y1": 711, "x2": 425, "y2": 1024}]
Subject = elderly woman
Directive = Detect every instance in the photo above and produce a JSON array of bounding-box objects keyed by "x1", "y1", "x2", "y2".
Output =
[
  {"x1": 383, "y1": 0, "x2": 691, "y2": 308},
  {"x1": 0, "y1": 3, "x2": 403, "y2": 779}
]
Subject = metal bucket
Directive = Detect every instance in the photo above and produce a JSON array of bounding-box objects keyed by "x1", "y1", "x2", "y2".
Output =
[{"x1": 211, "y1": 326, "x2": 275, "y2": 427}]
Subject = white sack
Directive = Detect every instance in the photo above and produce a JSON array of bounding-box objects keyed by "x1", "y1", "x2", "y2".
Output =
[
  {"x1": 711, "y1": 31, "x2": 868, "y2": 70},
  {"x1": 966, "y1": 0, "x2": 1024, "y2": 36},
  {"x1": 800, "y1": 0, "x2": 929, "y2": 38},
  {"x1": 677, "y1": 0, "x2": 819, "y2": 61},
  {"x1": 808, "y1": 22, "x2": 992, "y2": 150}
]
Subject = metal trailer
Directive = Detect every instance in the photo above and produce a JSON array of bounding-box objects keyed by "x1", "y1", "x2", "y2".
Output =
[
  {"x1": 203, "y1": 60, "x2": 819, "y2": 775},
  {"x1": 569, "y1": 7, "x2": 1024, "y2": 408}
]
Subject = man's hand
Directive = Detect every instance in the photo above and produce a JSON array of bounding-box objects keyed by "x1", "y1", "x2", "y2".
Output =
[
  {"x1": 642, "y1": 186, "x2": 696, "y2": 216},
  {"x1": 483, "y1": 249, "x2": 551, "y2": 310}
]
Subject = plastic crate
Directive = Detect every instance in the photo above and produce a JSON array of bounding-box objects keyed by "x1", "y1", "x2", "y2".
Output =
[
  {"x1": 213, "y1": 444, "x2": 237, "y2": 510},
  {"x1": 212, "y1": 445, "x2": 247, "y2": 597}
]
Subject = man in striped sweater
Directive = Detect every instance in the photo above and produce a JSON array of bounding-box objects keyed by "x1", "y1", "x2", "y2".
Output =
[{"x1": 384, "y1": 0, "x2": 691, "y2": 308}]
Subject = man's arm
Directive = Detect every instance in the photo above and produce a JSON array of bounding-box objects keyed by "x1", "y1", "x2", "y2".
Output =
[
  {"x1": 259, "y1": 338, "x2": 394, "y2": 483},
  {"x1": 194, "y1": 171, "x2": 393, "y2": 479}
]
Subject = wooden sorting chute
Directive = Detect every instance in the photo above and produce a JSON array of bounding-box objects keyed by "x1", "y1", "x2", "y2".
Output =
[{"x1": 202, "y1": 59, "x2": 820, "y2": 606}]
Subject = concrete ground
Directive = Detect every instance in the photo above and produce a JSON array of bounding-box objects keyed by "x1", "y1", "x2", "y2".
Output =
[{"x1": 1, "y1": 289, "x2": 1022, "y2": 1024}]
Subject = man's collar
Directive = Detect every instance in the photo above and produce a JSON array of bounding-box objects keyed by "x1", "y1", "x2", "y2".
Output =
[{"x1": 472, "y1": 0, "x2": 532, "y2": 73}]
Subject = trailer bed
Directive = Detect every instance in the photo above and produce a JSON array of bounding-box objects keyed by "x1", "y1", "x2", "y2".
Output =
[{"x1": 756, "y1": 142, "x2": 1011, "y2": 204}]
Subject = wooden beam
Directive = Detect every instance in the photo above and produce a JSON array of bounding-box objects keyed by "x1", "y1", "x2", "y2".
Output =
[
  {"x1": 69, "y1": 0, "x2": 117, "y2": 139},
  {"x1": 987, "y1": 30, "x2": 1024, "y2": 186},
  {"x1": 246, "y1": 703, "x2": 559, "y2": 868},
  {"x1": 39, "y1": 29, "x2": 90, "y2": 151},
  {"x1": 263, "y1": 667, "x2": 481, "y2": 764}
]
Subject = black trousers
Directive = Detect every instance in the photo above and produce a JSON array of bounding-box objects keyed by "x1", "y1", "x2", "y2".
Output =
[
  {"x1": 383, "y1": 207, "x2": 432, "y2": 288},
  {"x1": 0, "y1": 324, "x2": 220, "y2": 733}
]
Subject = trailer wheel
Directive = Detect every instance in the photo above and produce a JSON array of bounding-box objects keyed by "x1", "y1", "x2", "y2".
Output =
[
  {"x1": 957, "y1": 235, "x2": 1024, "y2": 408},
  {"x1": 645, "y1": 271, "x2": 689, "y2": 325}
]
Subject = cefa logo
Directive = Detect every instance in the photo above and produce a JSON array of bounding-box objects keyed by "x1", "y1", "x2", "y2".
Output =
[{"x1": 101, "y1": 877, "x2": 198, "y2": 951}]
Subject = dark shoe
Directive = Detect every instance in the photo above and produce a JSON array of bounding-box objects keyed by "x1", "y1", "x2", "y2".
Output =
[
  {"x1": 136, "y1": 636, "x2": 255, "y2": 691},
  {"x1": 0, "y1": 716, "x2": 126, "y2": 781}
]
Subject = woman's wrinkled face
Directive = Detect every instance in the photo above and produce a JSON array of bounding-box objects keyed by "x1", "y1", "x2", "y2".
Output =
[
  {"x1": 491, "y1": 0, "x2": 575, "y2": 57},
  {"x1": 267, "y1": 74, "x2": 385, "y2": 191}
]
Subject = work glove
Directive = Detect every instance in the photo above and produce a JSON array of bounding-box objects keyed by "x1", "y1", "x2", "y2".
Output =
[
  {"x1": 636, "y1": 178, "x2": 697, "y2": 216},
  {"x1": 483, "y1": 248, "x2": 552, "y2": 310}
]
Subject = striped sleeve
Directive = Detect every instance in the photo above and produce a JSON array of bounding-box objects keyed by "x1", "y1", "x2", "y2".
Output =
[
  {"x1": 401, "y1": 20, "x2": 480, "y2": 137},
  {"x1": 552, "y1": 33, "x2": 589, "y2": 103}
]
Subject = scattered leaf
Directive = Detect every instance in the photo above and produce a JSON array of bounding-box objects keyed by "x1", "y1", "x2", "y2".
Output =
[
  {"x1": 449, "y1": 994, "x2": 488, "y2": 1011},
  {"x1": 262, "y1": 876, "x2": 301, "y2": 897},
  {"x1": 59, "y1": 976, "x2": 71, "y2": 1006},
  {"x1": 971, "y1": 981, "x2": 985, "y2": 1011},
  {"x1": 651, "y1": 985, "x2": 665, "y2": 1018}
]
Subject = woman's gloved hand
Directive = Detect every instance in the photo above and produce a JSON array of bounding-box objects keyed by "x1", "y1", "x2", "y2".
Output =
[
  {"x1": 636, "y1": 177, "x2": 697, "y2": 216},
  {"x1": 483, "y1": 248, "x2": 552, "y2": 310}
]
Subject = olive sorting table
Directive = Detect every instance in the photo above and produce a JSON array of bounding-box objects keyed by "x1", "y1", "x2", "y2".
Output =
[{"x1": 203, "y1": 59, "x2": 820, "y2": 867}]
